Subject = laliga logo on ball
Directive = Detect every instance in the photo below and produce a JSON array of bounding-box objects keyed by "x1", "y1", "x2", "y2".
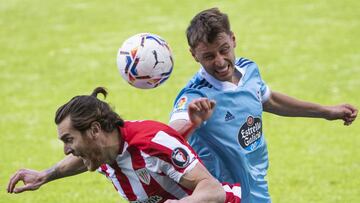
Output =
[{"x1": 116, "y1": 33, "x2": 174, "y2": 89}]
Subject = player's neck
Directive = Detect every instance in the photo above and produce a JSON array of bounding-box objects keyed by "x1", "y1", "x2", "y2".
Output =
[
  {"x1": 231, "y1": 70, "x2": 241, "y2": 85},
  {"x1": 101, "y1": 130, "x2": 122, "y2": 164}
]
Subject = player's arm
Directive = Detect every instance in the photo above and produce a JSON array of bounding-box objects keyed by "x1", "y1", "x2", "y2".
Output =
[
  {"x1": 165, "y1": 162, "x2": 226, "y2": 203},
  {"x1": 169, "y1": 98, "x2": 216, "y2": 139},
  {"x1": 7, "y1": 154, "x2": 86, "y2": 194},
  {"x1": 263, "y1": 91, "x2": 358, "y2": 125},
  {"x1": 169, "y1": 119, "x2": 195, "y2": 140}
]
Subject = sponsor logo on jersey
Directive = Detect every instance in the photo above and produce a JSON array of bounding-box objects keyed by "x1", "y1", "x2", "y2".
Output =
[
  {"x1": 130, "y1": 195, "x2": 163, "y2": 203},
  {"x1": 171, "y1": 147, "x2": 190, "y2": 168},
  {"x1": 135, "y1": 168, "x2": 151, "y2": 185},
  {"x1": 225, "y1": 111, "x2": 235, "y2": 121},
  {"x1": 173, "y1": 96, "x2": 187, "y2": 112},
  {"x1": 238, "y1": 116, "x2": 262, "y2": 151}
]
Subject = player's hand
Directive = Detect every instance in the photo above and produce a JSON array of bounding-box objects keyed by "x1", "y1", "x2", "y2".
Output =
[
  {"x1": 324, "y1": 104, "x2": 358, "y2": 125},
  {"x1": 188, "y1": 98, "x2": 216, "y2": 127},
  {"x1": 7, "y1": 169, "x2": 47, "y2": 194}
]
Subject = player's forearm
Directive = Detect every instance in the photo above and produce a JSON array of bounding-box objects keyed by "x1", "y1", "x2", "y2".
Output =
[
  {"x1": 182, "y1": 179, "x2": 225, "y2": 203},
  {"x1": 263, "y1": 91, "x2": 330, "y2": 118},
  {"x1": 169, "y1": 119, "x2": 196, "y2": 140},
  {"x1": 43, "y1": 155, "x2": 87, "y2": 183}
]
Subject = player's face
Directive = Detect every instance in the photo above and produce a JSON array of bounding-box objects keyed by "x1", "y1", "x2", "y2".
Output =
[
  {"x1": 57, "y1": 116, "x2": 103, "y2": 171},
  {"x1": 191, "y1": 32, "x2": 236, "y2": 82}
]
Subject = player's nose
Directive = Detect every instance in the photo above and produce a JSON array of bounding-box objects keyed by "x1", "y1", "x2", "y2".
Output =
[
  {"x1": 214, "y1": 53, "x2": 225, "y2": 67},
  {"x1": 64, "y1": 145, "x2": 74, "y2": 155}
]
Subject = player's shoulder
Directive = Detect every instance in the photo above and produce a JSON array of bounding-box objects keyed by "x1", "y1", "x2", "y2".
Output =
[
  {"x1": 236, "y1": 57, "x2": 263, "y2": 79},
  {"x1": 235, "y1": 57, "x2": 257, "y2": 69},
  {"x1": 176, "y1": 71, "x2": 212, "y2": 98},
  {"x1": 186, "y1": 72, "x2": 214, "y2": 90},
  {"x1": 172, "y1": 73, "x2": 210, "y2": 107},
  {"x1": 123, "y1": 120, "x2": 181, "y2": 147},
  {"x1": 122, "y1": 120, "x2": 158, "y2": 143}
]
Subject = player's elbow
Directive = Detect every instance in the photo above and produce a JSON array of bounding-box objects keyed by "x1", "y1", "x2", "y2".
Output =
[{"x1": 199, "y1": 178, "x2": 226, "y2": 203}]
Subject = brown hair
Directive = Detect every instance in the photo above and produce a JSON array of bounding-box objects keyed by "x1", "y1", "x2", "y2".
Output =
[
  {"x1": 55, "y1": 87, "x2": 124, "y2": 133},
  {"x1": 186, "y1": 7, "x2": 232, "y2": 49}
]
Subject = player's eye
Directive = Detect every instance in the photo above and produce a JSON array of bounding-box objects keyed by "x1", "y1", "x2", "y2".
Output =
[
  {"x1": 64, "y1": 137, "x2": 73, "y2": 143},
  {"x1": 203, "y1": 55, "x2": 214, "y2": 61},
  {"x1": 220, "y1": 46, "x2": 230, "y2": 54}
]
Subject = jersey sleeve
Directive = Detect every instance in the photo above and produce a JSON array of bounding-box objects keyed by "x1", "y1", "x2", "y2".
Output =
[
  {"x1": 222, "y1": 183, "x2": 242, "y2": 203},
  {"x1": 145, "y1": 130, "x2": 199, "y2": 183},
  {"x1": 169, "y1": 91, "x2": 205, "y2": 122},
  {"x1": 237, "y1": 57, "x2": 271, "y2": 103},
  {"x1": 253, "y1": 63, "x2": 270, "y2": 103},
  {"x1": 260, "y1": 79, "x2": 271, "y2": 103}
]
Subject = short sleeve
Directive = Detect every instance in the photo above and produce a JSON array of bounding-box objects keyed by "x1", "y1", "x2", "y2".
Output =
[
  {"x1": 238, "y1": 57, "x2": 271, "y2": 103},
  {"x1": 256, "y1": 65, "x2": 270, "y2": 103},
  {"x1": 260, "y1": 82, "x2": 271, "y2": 103},
  {"x1": 144, "y1": 130, "x2": 199, "y2": 183}
]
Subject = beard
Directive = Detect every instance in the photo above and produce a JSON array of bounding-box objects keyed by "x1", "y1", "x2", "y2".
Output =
[{"x1": 82, "y1": 156, "x2": 102, "y2": 172}]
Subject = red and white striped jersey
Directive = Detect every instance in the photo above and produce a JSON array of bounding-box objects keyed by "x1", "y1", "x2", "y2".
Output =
[
  {"x1": 98, "y1": 120, "x2": 241, "y2": 203},
  {"x1": 98, "y1": 120, "x2": 197, "y2": 203},
  {"x1": 223, "y1": 183, "x2": 242, "y2": 203}
]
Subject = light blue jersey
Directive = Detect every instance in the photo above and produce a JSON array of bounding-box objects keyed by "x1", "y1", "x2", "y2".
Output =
[{"x1": 170, "y1": 58, "x2": 271, "y2": 203}]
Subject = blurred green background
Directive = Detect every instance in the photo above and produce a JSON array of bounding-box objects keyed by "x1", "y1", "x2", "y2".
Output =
[{"x1": 1, "y1": 0, "x2": 359, "y2": 202}]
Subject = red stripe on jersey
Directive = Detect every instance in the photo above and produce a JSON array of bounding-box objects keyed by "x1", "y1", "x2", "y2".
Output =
[
  {"x1": 111, "y1": 163, "x2": 137, "y2": 201},
  {"x1": 100, "y1": 165, "x2": 110, "y2": 177},
  {"x1": 225, "y1": 192, "x2": 241, "y2": 203},
  {"x1": 127, "y1": 145, "x2": 178, "y2": 200}
]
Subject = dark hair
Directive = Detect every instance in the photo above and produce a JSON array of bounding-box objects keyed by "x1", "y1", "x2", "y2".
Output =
[
  {"x1": 186, "y1": 7, "x2": 232, "y2": 49},
  {"x1": 55, "y1": 87, "x2": 124, "y2": 133}
]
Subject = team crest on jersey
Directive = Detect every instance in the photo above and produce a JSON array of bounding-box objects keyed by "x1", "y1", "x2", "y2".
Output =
[
  {"x1": 135, "y1": 168, "x2": 151, "y2": 185},
  {"x1": 238, "y1": 116, "x2": 262, "y2": 151},
  {"x1": 173, "y1": 96, "x2": 188, "y2": 112},
  {"x1": 171, "y1": 147, "x2": 190, "y2": 168}
]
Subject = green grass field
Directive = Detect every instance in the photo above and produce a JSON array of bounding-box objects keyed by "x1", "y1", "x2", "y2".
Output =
[{"x1": 1, "y1": 0, "x2": 359, "y2": 202}]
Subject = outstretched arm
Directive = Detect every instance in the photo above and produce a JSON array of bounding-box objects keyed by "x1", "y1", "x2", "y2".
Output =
[
  {"x1": 169, "y1": 98, "x2": 216, "y2": 139},
  {"x1": 7, "y1": 154, "x2": 86, "y2": 194},
  {"x1": 263, "y1": 91, "x2": 358, "y2": 125}
]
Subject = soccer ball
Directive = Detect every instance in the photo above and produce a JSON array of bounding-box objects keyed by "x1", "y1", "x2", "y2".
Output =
[{"x1": 116, "y1": 33, "x2": 174, "y2": 89}]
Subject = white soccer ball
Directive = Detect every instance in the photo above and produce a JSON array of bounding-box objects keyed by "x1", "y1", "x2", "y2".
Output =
[{"x1": 116, "y1": 33, "x2": 174, "y2": 89}]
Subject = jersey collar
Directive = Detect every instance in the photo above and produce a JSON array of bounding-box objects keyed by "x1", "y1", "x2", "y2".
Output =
[
  {"x1": 199, "y1": 65, "x2": 245, "y2": 91},
  {"x1": 117, "y1": 126, "x2": 126, "y2": 155}
]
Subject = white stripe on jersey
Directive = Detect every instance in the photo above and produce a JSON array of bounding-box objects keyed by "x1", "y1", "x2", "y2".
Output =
[
  {"x1": 169, "y1": 112, "x2": 189, "y2": 123},
  {"x1": 101, "y1": 164, "x2": 127, "y2": 200},
  {"x1": 141, "y1": 151, "x2": 190, "y2": 199},
  {"x1": 152, "y1": 131, "x2": 194, "y2": 156},
  {"x1": 115, "y1": 142, "x2": 148, "y2": 199},
  {"x1": 261, "y1": 85, "x2": 271, "y2": 103},
  {"x1": 151, "y1": 131, "x2": 188, "y2": 151}
]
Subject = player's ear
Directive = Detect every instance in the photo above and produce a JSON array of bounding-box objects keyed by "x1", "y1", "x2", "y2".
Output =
[
  {"x1": 190, "y1": 48, "x2": 199, "y2": 62},
  {"x1": 89, "y1": 121, "x2": 101, "y2": 139},
  {"x1": 231, "y1": 32, "x2": 236, "y2": 48}
]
